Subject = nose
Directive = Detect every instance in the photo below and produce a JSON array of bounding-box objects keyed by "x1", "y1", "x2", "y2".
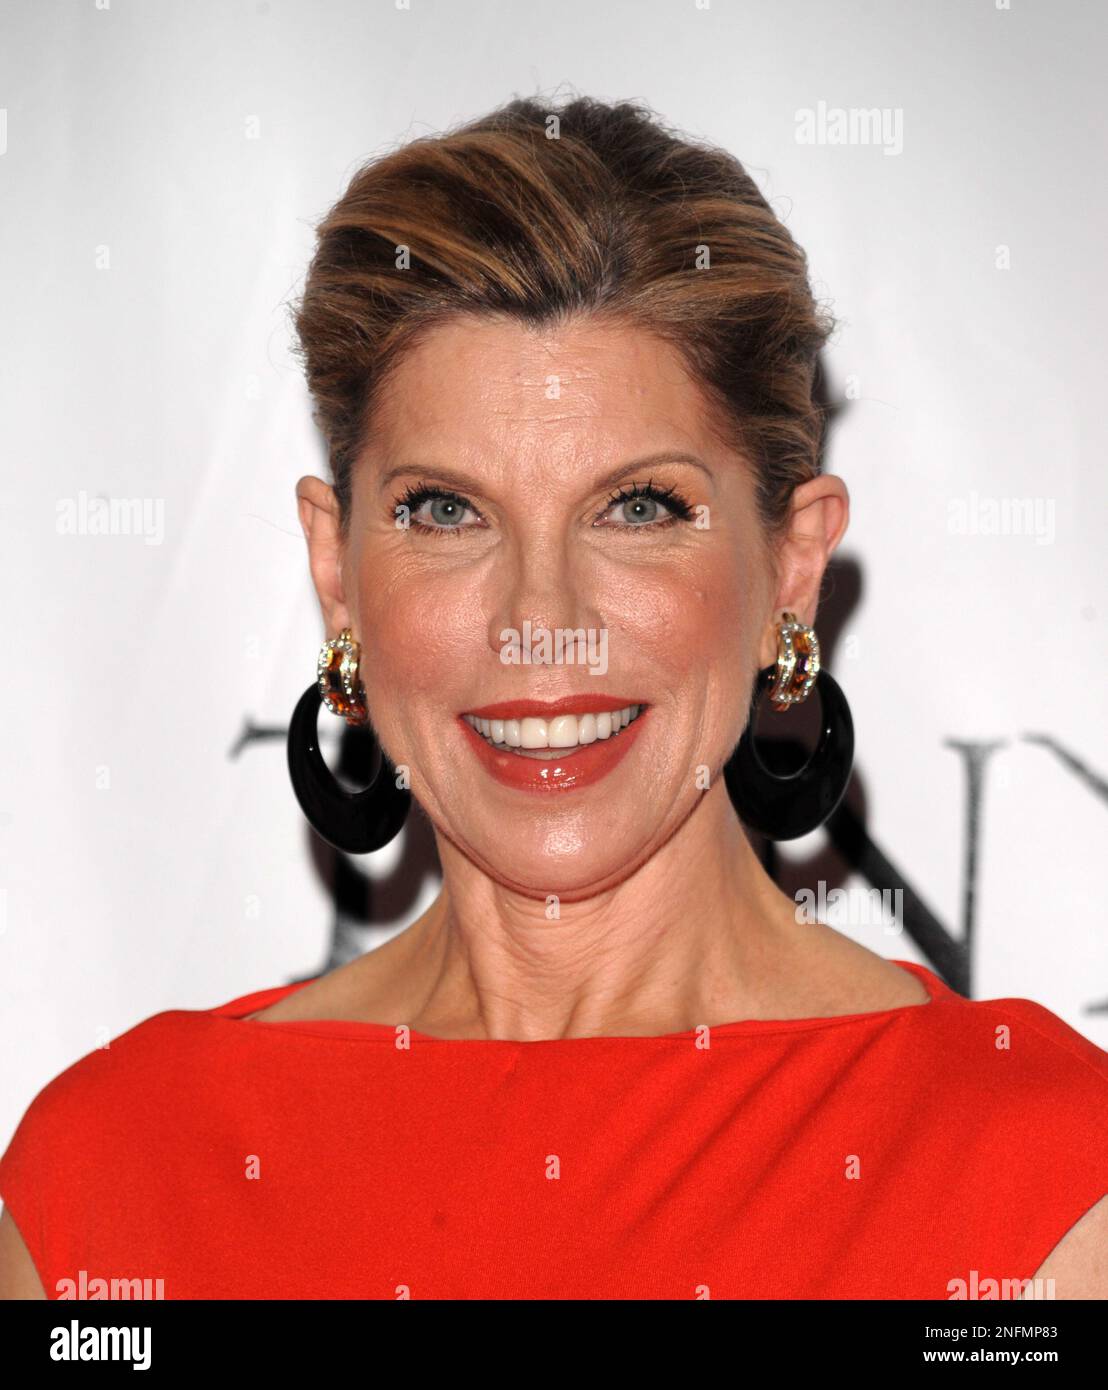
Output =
[{"x1": 487, "y1": 532, "x2": 605, "y2": 663}]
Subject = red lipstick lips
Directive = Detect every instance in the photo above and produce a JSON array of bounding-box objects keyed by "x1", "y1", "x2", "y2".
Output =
[
  {"x1": 457, "y1": 697, "x2": 649, "y2": 793},
  {"x1": 465, "y1": 695, "x2": 639, "y2": 719}
]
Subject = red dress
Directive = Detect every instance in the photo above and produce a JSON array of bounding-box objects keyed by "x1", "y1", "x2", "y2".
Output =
[{"x1": 2, "y1": 958, "x2": 1106, "y2": 1300}]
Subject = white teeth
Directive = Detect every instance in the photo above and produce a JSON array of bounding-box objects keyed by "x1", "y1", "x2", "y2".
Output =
[
  {"x1": 547, "y1": 714, "x2": 578, "y2": 749},
  {"x1": 462, "y1": 705, "x2": 645, "y2": 751},
  {"x1": 520, "y1": 717, "x2": 548, "y2": 749}
]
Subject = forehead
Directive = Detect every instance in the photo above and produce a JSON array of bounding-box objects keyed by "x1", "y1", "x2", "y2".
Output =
[{"x1": 368, "y1": 314, "x2": 724, "y2": 469}]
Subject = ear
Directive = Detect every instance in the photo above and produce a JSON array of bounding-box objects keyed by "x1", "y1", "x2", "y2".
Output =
[
  {"x1": 757, "y1": 475, "x2": 850, "y2": 667},
  {"x1": 296, "y1": 475, "x2": 353, "y2": 637}
]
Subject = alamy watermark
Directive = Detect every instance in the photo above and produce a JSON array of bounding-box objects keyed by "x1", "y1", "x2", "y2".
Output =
[
  {"x1": 795, "y1": 101, "x2": 903, "y2": 156},
  {"x1": 55, "y1": 1267, "x2": 164, "y2": 1299},
  {"x1": 947, "y1": 492, "x2": 1055, "y2": 545},
  {"x1": 946, "y1": 1269, "x2": 1056, "y2": 1300},
  {"x1": 56, "y1": 491, "x2": 165, "y2": 545},
  {"x1": 499, "y1": 621, "x2": 608, "y2": 676},
  {"x1": 795, "y1": 882, "x2": 904, "y2": 934}
]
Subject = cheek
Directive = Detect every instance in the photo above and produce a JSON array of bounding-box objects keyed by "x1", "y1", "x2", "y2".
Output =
[
  {"x1": 353, "y1": 555, "x2": 482, "y2": 704},
  {"x1": 602, "y1": 547, "x2": 763, "y2": 681}
]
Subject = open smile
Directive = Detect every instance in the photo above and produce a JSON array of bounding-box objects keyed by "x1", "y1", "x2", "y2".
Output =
[{"x1": 456, "y1": 697, "x2": 649, "y2": 792}]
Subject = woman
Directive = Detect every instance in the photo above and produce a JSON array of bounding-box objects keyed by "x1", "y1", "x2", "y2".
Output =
[{"x1": 2, "y1": 95, "x2": 1105, "y2": 1300}]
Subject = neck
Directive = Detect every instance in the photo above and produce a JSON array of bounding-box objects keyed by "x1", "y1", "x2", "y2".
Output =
[{"x1": 385, "y1": 783, "x2": 808, "y2": 1040}]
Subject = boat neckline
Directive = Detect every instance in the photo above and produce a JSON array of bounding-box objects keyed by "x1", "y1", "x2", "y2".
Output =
[{"x1": 180, "y1": 958, "x2": 953, "y2": 1045}]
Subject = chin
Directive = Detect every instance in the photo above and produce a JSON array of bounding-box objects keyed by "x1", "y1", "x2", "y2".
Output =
[{"x1": 440, "y1": 817, "x2": 664, "y2": 902}]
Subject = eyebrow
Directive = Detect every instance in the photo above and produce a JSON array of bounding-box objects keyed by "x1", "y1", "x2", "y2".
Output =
[{"x1": 377, "y1": 451, "x2": 715, "y2": 495}]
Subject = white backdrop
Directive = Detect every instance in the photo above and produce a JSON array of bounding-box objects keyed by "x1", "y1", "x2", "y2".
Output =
[{"x1": 2, "y1": 0, "x2": 1107, "y2": 1163}]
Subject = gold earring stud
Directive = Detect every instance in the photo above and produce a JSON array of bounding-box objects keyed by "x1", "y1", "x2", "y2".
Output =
[{"x1": 316, "y1": 626, "x2": 369, "y2": 725}]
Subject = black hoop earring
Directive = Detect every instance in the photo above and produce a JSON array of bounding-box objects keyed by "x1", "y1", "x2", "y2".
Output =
[
  {"x1": 723, "y1": 666, "x2": 854, "y2": 842},
  {"x1": 286, "y1": 629, "x2": 411, "y2": 854}
]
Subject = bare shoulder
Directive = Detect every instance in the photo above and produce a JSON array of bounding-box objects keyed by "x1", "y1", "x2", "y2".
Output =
[
  {"x1": 244, "y1": 932, "x2": 415, "y2": 1025},
  {"x1": 776, "y1": 918, "x2": 931, "y2": 1016},
  {"x1": 1027, "y1": 1192, "x2": 1108, "y2": 1298},
  {"x1": 0, "y1": 1207, "x2": 46, "y2": 1299},
  {"x1": 243, "y1": 964, "x2": 356, "y2": 1025}
]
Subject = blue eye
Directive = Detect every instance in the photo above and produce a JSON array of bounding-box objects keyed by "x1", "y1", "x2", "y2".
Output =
[
  {"x1": 598, "y1": 482, "x2": 693, "y2": 529},
  {"x1": 395, "y1": 485, "x2": 482, "y2": 534},
  {"x1": 611, "y1": 495, "x2": 665, "y2": 524}
]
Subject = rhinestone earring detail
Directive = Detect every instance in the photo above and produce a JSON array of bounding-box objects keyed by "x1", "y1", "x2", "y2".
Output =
[{"x1": 318, "y1": 627, "x2": 369, "y2": 725}]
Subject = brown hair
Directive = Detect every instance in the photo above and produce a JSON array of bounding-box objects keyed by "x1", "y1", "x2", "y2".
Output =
[{"x1": 292, "y1": 94, "x2": 834, "y2": 543}]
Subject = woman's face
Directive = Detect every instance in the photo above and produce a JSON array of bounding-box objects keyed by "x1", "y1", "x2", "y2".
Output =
[{"x1": 323, "y1": 315, "x2": 788, "y2": 898}]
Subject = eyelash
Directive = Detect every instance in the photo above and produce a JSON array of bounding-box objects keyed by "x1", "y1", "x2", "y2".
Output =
[
  {"x1": 393, "y1": 483, "x2": 475, "y2": 537},
  {"x1": 600, "y1": 480, "x2": 693, "y2": 529},
  {"x1": 392, "y1": 478, "x2": 694, "y2": 537}
]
